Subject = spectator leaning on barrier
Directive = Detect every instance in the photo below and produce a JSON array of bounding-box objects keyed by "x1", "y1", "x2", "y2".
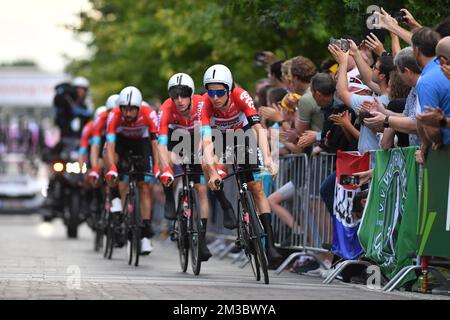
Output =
[
  {"x1": 412, "y1": 28, "x2": 450, "y2": 163},
  {"x1": 296, "y1": 73, "x2": 338, "y2": 151},
  {"x1": 267, "y1": 74, "x2": 338, "y2": 243}
]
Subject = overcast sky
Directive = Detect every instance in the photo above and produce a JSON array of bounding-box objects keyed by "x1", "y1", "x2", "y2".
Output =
[{"x1": 0, "y1": 0, "x2": 91, "y2": 73}]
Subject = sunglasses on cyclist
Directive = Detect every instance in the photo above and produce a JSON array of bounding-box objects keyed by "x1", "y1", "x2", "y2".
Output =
[
  {"x1": 169, "y1": 86, "x2": 192, "y2": 99},
  {"x1": 207, "y1": 89, "x2": 228, "y2": 98}
]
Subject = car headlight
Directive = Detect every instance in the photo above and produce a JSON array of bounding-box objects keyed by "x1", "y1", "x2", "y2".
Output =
[
  {"x1": 53, "y1": 162, "x2": 64, "y2": 173},
  {"x1": 65, "y1": 162, "x2": 87, "y2": 174},
  {"x1": 66, "y1": 162, "x2": 81, "y2": 174}
]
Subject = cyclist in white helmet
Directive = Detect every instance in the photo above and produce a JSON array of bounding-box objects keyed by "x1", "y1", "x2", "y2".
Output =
[
  {"x1": 104, "y1": 86, "x2": 159, "y2": 255},
  {"x1": 89, "y1": 93, "x2": 119, "y2": 186},
  {"x1": 157, "y1": 72, "x2": 234, "y2": 261},
  {"x1": 200, "y1": 64, "x2": 283, "y2": 267}
]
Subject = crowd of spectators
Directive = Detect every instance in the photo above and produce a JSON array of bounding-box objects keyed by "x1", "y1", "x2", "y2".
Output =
[{"x1": 250, "y1": 8, "x2": 450, "y2": 277}]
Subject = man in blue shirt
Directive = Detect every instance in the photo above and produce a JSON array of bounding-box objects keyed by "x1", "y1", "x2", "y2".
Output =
[{"x1": 413, "y1": 28, "x2": 450, "y2": 149}]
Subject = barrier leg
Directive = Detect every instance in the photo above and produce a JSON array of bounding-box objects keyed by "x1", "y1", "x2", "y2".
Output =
[
  {"x1": 274, "y1": 252, "x2": 305, "y2": 275},
  {"x1": 322, "y1": 260, "x2": 372, "y2": 284},
  {"x1": 239, "y1": 256, "x2": 250, "y2": 268},
  {"x1": 231, "y1": 250, "x2": 245, "y2": 264},
  {"x1": 218, "y1": 242, "x2": 236, "y2": 260},
  {"x1": 383, "y1": 266, "x2": 421, "y2": 292},
  {"x1": 210, "y1": 238, "x2": 226, "y2": 256}
]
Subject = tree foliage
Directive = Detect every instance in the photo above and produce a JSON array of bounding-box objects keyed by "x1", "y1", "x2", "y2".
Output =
[{"x1": 68, "y1": 0, "x2": 449, "y2": 106}]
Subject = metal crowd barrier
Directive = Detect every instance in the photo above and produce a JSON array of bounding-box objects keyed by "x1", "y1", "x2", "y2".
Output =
[
  {"x1": 273, "y1": 152, "x2": 336, "y2": 273},
  {"x1": 203, "y1": 151, "x2": 379, "y2": 274}
]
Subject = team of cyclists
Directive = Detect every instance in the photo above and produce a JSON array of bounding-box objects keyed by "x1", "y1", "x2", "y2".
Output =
[{"x1": 76, "y1": 64, "x2": 282, "y2": 268}]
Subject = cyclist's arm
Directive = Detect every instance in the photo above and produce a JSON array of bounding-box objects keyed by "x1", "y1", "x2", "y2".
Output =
[
  {"x1": 156, "y1": 103, "x2": 171, "y2": 170},
  {"x1": 78, "y1": 124, "x2": 90, "y2": 168},
  {"x1": 105, "y1": 111, "x2": 119, "y2": 168},
  {"x1": 151, "y1": 139, "x2": 159, "y2": 173},
  {"x1": 90, "y1": 117, "x2": 104, "y2": 170},
  {"x1": 200, "y1": 98, "x2": 218, "y2": 176},
  {"x1": 201, "y1": 127, "x2": 216, "y2": 176},
  {"x1": 148, "y1": 112, "x2": 160, "y2": 173},
  {"x1": 237, "y1": 88, "x2": 274, "y2": 164},
  {"x1": 105, "y1": 141, "x2": 116, "y2": 168},
  {"x1": 252, "y1": 122, "x2": 272, "y2": 163}
]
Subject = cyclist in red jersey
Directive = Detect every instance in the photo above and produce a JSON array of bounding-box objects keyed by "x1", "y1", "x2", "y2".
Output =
[
  {"x1": 104, "y1": 86, "x2": 159, "y2": 255},
  {"x1": 158, "y1": 73, "x2": 235, "y2": 261},
  {"x1": 88, "y1": 94, "x2": 119, "y2": 185},
  {"x1": 78, "y1": 106, "x2": 105, "y2": 170},
  {"x1": 200, "y1": 64, "x2": 283, "y2": 266}
]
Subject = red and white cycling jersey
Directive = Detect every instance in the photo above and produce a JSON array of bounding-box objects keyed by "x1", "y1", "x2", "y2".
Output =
[
  {"x1": 200, "y1": 87, "x2": 260, "y2": 133},
  {"x1": 158, "y1": 94, "x2": 204, "y2": 141},
  {"x1": 79, "y1": 120, "x2": 94, "y2": 153},
  {"x1": 106, "y1": 104, "x2": 158, "y2": 142},
  {"x1": 91, "y1": 109, "x2": 108, "y2": 144}
]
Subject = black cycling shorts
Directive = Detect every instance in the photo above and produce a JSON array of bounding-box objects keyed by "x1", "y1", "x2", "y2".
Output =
[
  {"x1": 115, "y1": 135, "x2": 155, "y2": 183},
  {"x1": 213, "y1": 130, "x2": 263, "y2": 183},
  {"x1": 167, "y1": 129, "x2": 203, "y2": 184}
]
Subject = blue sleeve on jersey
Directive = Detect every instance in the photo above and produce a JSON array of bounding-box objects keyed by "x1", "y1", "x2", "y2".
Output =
[
  {"x1": 158, "y1": 134, "x2": 168, "y2": 145},
  {"x1": 201, "y1": 126, "x2": 212, "y2": 137},
  {"x1": 91, "y1": 136, "x2": 102, "y2": 145},
  {"x1": 79, "y1": 147, "x2": 87, "y2": 155},
  {"x1": 106, "y1": 134, "x2": 116, "y2": 143}
]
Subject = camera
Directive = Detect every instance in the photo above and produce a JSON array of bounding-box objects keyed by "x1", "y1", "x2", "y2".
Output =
[
  {"x1": 254, "y1": 52, "x2": 267, "y2": 67},
  {"x1": 329, "y1": 38, "x2": 350, "y2": 52},
  {"x1": 340, "y1": 174, "x2": 360, "y2": 186},
  {"x1": 391, "y1": 11, "x2": 406, "y2": 23}
]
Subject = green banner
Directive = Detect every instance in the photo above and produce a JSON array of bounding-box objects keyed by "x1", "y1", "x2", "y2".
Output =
[
  {"x1": 358, "y1": 147, "x2": 418, "y2": 281},
  {"x1": 418, "y1": 145, "x2": 450, "y2": 257}
]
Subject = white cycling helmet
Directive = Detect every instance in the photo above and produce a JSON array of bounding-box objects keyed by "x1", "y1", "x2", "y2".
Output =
[
  {"x1": 94, "y1": 106, "x2": 107, "y2": 118},
  {"x1": 203, "y1": 64, "x2": 233, "y2": 91},
  {"x1": 72, "y1": 76, "x2": 90, "y2": 88},
  {"x1": 118, "y1": 86, "x2": 142, "y2": 108},
  {"x1": 167, "y1": 73, "x2": 195, "y2": 97},
  {"x1": 105, "y1": 94, "x2": 119, "y2": 110}
]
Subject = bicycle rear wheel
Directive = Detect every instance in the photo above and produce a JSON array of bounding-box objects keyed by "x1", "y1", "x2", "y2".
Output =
[
  {"x1": 245, "y1": 191, "x2": 269, "y2": 284},
  {"x1": 239, "y1": 197, "x2": 260, "y2": 281},
  {"x1": 126, "y1": 189, "x2": 141, "y2": 267},
  {"x1": 103, "y1": 211, "x2": 114, "y2": 260},
  {"x1": 176, "y1": 193, "x2": 189, "y2": 272},
  {"x1": 189, "y1": 188, "x2": 202, "y2": 276}
]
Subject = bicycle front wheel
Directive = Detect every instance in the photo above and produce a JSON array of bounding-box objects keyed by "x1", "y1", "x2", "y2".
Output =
[
  {"x1": 176, "y1": 193, "x2": 189, "y2": 272},
  {"x1": 189, "y1": 188, "x2": 202, "y2": 276},
  {"x1": 126, "y1": 189, "x2": 141, "y2": 267},
  {"x1": 244, "y1": 191, "x2": 269, "y2": 284}
]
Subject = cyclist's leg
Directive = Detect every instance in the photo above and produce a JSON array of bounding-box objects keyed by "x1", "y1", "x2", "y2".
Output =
[
  {"x1": 133, "y1": 138, "x2": 155, "y2": 253},
  {"x1": 195, "y1": 183, "x2": 208, "y2": 220},
  {"x1": 194, "y1": 169, "x2": 212, "y2": 261},
  {"x1": 206, "y1": 136, "x2": 237, "y2": 229},
  {"x1": 162, "y1": 133, "x2": 177, "y2": 220},
  {"x1": 245, "y1": 138, "x2": 283, "y2": 264},
  {"x1": 105, "y1": 139, "x2": 122, "y2": 213}
]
